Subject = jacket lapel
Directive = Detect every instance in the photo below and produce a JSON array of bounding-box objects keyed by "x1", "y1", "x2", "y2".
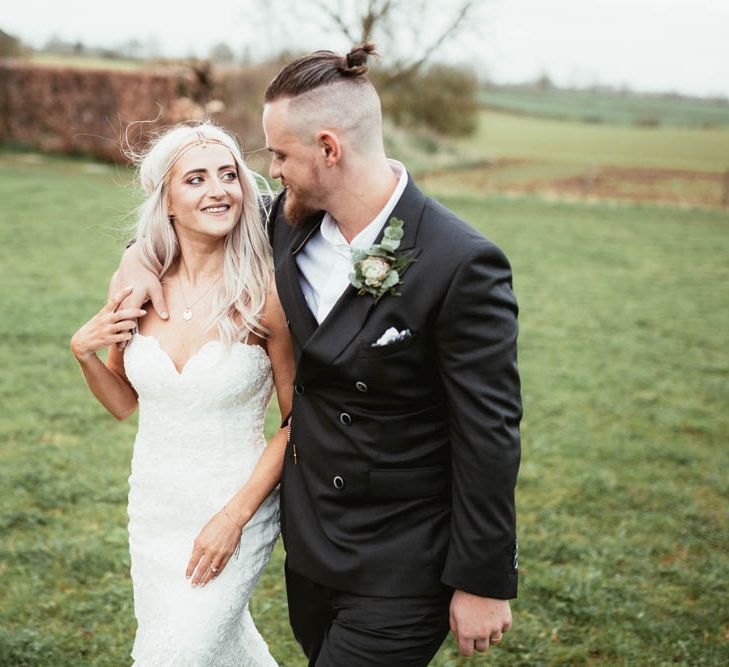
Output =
[
  {"x1": 274, "y1": 213, "x2": 322, "y2": 349},
  {"x1": 296, "y1": 177, "x2": 427, "y2": 384}
]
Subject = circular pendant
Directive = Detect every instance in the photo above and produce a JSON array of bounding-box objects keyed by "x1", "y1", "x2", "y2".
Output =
[{"x1": 182, "y1": 308, "x2": 193, "y2": 321}]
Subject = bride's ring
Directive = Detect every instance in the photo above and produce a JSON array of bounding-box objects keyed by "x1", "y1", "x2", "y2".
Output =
[{"x1": 211, "y1": 566, "x2": 219, "y2": 573}]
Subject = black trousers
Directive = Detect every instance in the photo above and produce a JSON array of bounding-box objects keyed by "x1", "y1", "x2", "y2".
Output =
[{"x1": 285, "y1": 561, "x2": 452, "y2": 667}]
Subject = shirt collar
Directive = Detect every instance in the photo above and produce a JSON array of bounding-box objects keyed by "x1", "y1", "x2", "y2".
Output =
[{"x1": 319, "y1": 159, "x2": 408, "y2": 250}]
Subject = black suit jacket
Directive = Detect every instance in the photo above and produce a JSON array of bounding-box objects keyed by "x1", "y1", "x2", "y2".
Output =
[{"x1": 268, "y1": 177, "x2": 521, "y2": 599}]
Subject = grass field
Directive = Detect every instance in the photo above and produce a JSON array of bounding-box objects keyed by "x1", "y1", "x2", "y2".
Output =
[
  {"x1": 414, "y1": 110, "x2": 729, "y2": 209},
  {"x1": 1, "y1": 149, "x2": 728, "y2": 666},
  {"x1": 462, "y1": 110, "x2": 729, "y2": 173},
  {"x1": 478, "y1": 88, "x2": 729, "y2": 129},
  {"x1": 26, "y1": 53, "x2": 145, "y2": 71}
]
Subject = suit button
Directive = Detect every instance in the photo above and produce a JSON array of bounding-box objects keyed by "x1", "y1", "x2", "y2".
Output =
[
  {"x1": 339, "y1": 412, "x2": 352, "y2": 425},
  {"x1": 355, "y1": 381, "x2": 368, "y2": 393},
  {"x1": 294, "y1": 384, "x2": 304, "y2": 395},
  {"x1": 333, "y1": 475, "x2": 345, "y2": 489}
]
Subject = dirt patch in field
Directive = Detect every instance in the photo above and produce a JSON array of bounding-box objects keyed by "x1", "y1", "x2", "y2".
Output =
[
  {"x1": 420, "y1": 160, "x2": 729, "y2": 209},
  {"x1": 534, "y1": 166, "x2": 726, "y2": 207}
]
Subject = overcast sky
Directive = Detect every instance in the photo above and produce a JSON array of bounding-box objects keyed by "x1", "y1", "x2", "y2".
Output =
[{"x1": 2, "y1": 0, "x2": 727, "y2": 97}]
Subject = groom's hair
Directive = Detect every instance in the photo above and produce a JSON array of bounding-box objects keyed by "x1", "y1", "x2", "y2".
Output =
[{"x1": 264, "y1": 44, "x2": 384, "y2": 155}]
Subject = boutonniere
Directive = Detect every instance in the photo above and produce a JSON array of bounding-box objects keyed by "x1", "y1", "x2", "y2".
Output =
[{"x1": 348, "y1": 217, "x2": 416, "y2": 303}]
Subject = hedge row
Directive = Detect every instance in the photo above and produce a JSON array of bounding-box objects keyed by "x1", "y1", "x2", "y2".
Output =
[{"x1": 0, "y1": 60, "x2": 211, "y2": 162}]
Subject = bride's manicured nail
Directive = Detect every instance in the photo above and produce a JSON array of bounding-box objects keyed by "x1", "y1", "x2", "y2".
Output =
[
  {"x1": 160, "y1": 311, "x2": 169, "y2": 319},
  {"x1": 140, "y1": 310, "x2": 147, "y2": 315}
]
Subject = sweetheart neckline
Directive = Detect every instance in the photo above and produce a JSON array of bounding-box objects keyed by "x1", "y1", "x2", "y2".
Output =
[{"x1": 131, "y1": 333, "x2": 269, "y2": 377}]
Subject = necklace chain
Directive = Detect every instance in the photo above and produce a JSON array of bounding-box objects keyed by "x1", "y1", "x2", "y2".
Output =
[{"x1": 177, "y1": 264, "x2": 222, "y2": 321}]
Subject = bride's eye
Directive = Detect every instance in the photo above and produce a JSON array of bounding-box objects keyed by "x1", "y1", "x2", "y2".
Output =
[
  {"x1": 222, "y1": 171, "x2": 237, "y2": 181},
  {"x1": 188, "y1": 175, "x2": 203, "y2": 185}
]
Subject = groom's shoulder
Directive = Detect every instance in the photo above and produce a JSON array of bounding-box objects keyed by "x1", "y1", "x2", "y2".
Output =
[{"x1": 419, "y1": 193, "x2": 501, "y2": 262}]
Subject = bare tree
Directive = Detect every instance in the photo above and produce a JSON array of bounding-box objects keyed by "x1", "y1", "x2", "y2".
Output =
[{"x1": 257, "y1": 0, "x2": 486, "y2": 84}]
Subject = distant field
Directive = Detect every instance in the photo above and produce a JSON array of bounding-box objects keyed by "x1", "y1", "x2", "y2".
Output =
[
  {"x1": 416, "y1": 109, "x2": 729, "y2": 207},
  {"x1": 1, "y1": 151, "x2": 728, "y2": 666},
  {"x1": 479, "y1": 87, "x2": 729, "y2": 128},
  {"x1": 463, "y1": 110, "x2": 729, "y2": 172},
  {"x1": 27, "y1": 52, "x2": 145, "y2": 71}
]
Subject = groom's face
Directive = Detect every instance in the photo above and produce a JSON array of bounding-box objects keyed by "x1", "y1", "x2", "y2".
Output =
[{"x1": 263, "y1": 100, "x2": 324, "y2": 226}]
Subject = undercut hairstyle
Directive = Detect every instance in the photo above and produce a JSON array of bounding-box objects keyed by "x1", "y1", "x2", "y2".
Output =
[{"x1": 264, "y1": 44, "x2": 385, "y2": 154}]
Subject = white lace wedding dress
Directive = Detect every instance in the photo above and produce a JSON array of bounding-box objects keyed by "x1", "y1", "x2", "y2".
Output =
[{"x1": 123, "y1": 333, "x2": 280, "y2": 666}]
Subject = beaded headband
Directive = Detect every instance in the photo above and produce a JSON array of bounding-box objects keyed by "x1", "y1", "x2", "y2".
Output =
[{"x1": 155, "y1": 131, "x2": 236, "y2": 191}]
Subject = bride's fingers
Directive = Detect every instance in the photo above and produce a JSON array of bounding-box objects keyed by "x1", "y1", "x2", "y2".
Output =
[
  {"x1": 111, "y1": 308, "x2": 147, "y2": 321},
  {"x1": 186, "y1": 544, "x2": 205, "y2": 580},
  {"x1": 111, "y1": 319, "x2": 139, "y2": 333},
  {"x1": 191, "y1": 553, "x2": 212, "y2": 586}
]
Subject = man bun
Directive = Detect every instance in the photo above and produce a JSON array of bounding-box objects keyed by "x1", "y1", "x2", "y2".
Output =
[
  {"x1": 341, "y1": 43, "x2": 379, "y2": 75},
  {"x1": 265, "y1": 43, "x2": 379, "y2": 102}
]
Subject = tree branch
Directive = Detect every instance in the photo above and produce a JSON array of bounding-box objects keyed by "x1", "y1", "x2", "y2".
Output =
[
  {"x1": 311, "y1": 0, "x2": 360, "y2": 43},
  {"x1": 384, "y1": 0, "x2": 477, "y2": 85}
]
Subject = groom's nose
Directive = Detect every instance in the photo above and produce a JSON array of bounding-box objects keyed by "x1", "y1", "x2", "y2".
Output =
[{"x1": 269, "y1": 158, "x2": 281, "y2": 181}]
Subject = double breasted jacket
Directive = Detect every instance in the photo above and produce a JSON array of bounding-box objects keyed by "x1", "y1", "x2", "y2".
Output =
[{"x1": 268, "y1": 177, "x2": 521, "y2": 599}]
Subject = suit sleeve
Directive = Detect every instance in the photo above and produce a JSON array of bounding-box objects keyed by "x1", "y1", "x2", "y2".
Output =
[{"x1": 436, "y1": 240, "x2": 522, "y2": 599}]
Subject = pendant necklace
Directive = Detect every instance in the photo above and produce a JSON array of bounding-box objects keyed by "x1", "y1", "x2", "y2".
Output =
[{"x1": 177, "y1": 268, "x2": 222, "y2": 321}]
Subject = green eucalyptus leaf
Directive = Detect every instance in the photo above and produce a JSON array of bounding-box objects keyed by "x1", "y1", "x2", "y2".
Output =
[{"x1": 381, "y1": 270, "x2": 400, "y2": 289}]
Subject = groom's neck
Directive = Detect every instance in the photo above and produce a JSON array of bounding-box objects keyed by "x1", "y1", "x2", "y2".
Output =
[{"x1": 324, "y1": 155, "x2": 399, "y2": 243}]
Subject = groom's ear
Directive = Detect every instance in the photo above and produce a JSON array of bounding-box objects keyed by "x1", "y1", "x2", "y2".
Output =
[{"x1": 316, "y1": 131, "x2": 341, "y2": 167}]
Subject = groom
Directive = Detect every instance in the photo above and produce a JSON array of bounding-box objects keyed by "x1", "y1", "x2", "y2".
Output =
[
  {"x1": 261, "y1": 44, "x2": 520, "y2": 665},
  {"x1": 122, "y1": 44, "x2": 521, "y2": 665}
]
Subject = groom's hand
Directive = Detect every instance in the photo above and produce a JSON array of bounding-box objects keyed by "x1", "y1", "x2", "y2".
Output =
[
  {"x1": 449, "y1": 590, "x2": 512, "y2": 656},
  {"x1": 113, "y1": 244, "x2": 168, "y2": 349}
]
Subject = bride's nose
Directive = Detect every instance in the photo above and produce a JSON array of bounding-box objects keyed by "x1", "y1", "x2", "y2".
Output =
[{"x1": 208, "y1": 177, "x2": 226, "y2": 198}]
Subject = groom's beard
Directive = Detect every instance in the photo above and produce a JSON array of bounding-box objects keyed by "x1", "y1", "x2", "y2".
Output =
[{"x1": 283, "y1": 175, "x2": 323, "y2": 227}]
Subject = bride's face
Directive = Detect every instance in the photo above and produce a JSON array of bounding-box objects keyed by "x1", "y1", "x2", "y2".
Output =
[{"x1": 166, "y1": 143, "x2": 244, "y2": 241}]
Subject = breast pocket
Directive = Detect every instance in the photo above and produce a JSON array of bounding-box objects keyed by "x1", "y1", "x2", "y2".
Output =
[{"x1": 358, "y1": 330, "x2": 419, "y2": 358}]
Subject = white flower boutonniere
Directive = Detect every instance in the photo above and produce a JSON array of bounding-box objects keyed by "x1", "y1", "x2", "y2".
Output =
[{"x1": 348, "y1": 217, "x2": 416, "y2": 303}]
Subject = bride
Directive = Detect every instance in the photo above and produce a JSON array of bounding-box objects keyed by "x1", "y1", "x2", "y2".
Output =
[{"x1": 70, "y1": 122, "x2": 294, "y2": 665}]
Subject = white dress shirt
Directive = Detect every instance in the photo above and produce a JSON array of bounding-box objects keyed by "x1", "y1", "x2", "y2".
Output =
[{"x1": 296, "y1": 160, "x2": 408, "y2": 324}]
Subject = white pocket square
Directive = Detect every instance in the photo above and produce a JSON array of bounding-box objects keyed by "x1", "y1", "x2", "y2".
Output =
[{"x1": 372, "y1": 327, "x2": 412, "y2": 347}]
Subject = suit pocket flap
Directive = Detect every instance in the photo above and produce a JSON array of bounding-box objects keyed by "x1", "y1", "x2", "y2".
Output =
[{"x1": 368, "y1": 465, "x2": 450, "y2": 500}]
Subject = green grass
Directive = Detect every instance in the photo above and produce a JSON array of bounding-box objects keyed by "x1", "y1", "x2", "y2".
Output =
[
  {"x1": 479, "y1": 87, "x2": 729, "y2": 129},
  {"x1": 25, "y1": 52, "x2": 145, "y2": 71},
  {"x1": 1, "y1": 150, "x2": 728, "y2": 665},
  {"x1": 463, "y1": 110, "x2": 729, "y2": 173}
]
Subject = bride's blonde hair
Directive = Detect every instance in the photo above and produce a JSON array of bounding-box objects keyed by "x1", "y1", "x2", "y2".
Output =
[{"x1": 130, "y1": 121, "x2": 272, "y2": 343}]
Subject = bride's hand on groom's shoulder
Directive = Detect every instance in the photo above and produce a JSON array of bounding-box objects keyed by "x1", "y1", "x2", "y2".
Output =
[
  {"x1": 70, "y1": 286, "x2": 147, "y2": 361},
  {"x1": 186, "y1": 511, "x2": 243, "y2": 588}
]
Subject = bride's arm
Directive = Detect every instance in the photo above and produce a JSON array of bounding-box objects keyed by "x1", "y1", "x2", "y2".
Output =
[
  {"x1": 186, "y1": 279, "x2": 295, "y2": 587},
  {"x1": 70, "y1": 284, "x2": 145, "y2": 420}
]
